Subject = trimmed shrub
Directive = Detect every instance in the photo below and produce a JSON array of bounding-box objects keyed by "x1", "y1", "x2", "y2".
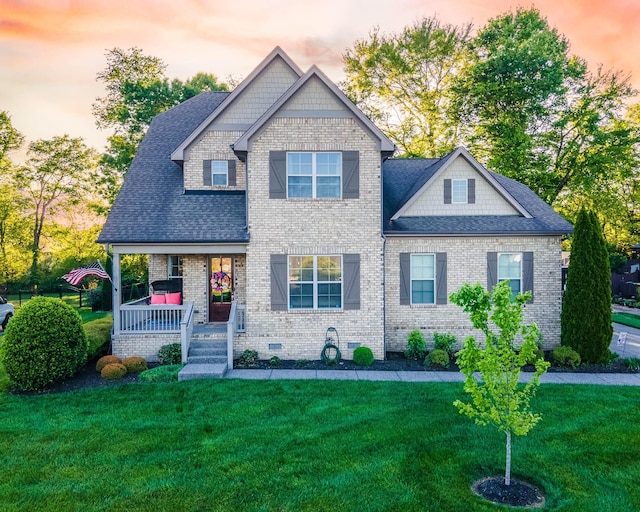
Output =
[
  {"x1": 0, "y1": 297, "x2": 88, "y2": 391},
  {"x1": 353, "y1": 346, "x2": 374, "y2": 366},
  {"x1": 101, "y1": 362, "x2": 127, "y2": 380},
  {"x1": 96, "y1": 355, "x2": 122, "y2": 372},
  {"x1": 123, "y1": 356, "x2": 147, "y2": 373},
  {"x1": 433, "y1": 332, "x2": 457, "y2": 358},
  {"x1": 139, "y1": 364, "x2": 183, "y2": 383},
  {"x1": 425, "y1": 349, "x2": 450, "y2": 368},
  {"x1": 405, "y1": 330, "x2": 427, "y2": 361},
  {"x1": 269, "y1": 356, "x2": 281, "y2": 368},
  {"x1": 158, "y1": 343, "x2": 182, "y2": 365},
  {"x1": 552, "y1": 346, "x2": 581, "y2": 369},
  {"x1": 239, "y1": 349, "x2": 259, "y2": 367},
  {"x1": 84, "y1": 316, "x2": 112, "y2": 360}
]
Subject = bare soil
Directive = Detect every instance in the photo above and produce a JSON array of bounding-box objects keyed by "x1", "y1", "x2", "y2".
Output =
[{"x1": 472, "y1": 476, "x2": 545, "y2": 508}]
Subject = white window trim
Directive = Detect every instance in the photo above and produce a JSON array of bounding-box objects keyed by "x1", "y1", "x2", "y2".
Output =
[
  {"x1": 286, "y1": 152, "x2": 342, "y2": 199},
  {"x1": 452, "y1": 179, "x2": 468, "y2": 204},
  {"x1": 168, "y1": 255, "x2": 183, "y2": 280},
  {"x1": 410, "y1": 253, "x2": 436, "y2": 305},
  {"x1": 498, "y1": 252, "x2": 522, "y2": 295},
  {"x1": 211, "y1": 160, "x2": 229, "y2": 187},
  {"x1": 288, "y1": 255, "x2": 343, "y2": 310}
]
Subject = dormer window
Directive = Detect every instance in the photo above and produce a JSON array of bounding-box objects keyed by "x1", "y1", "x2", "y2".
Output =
[
  {"x1": 211, "y1": 161, "x2": 228, "y2": 186},
  {"x1": 452, "y1": 179, "x2": 468, "y2": 203}
]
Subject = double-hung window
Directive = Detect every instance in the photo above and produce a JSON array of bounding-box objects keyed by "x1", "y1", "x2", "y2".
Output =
[
  {"x1": 498, "y1": 253, "x2": 522, "y2": 297},
  {"x1": 168, "y1": 255, "x2": 183, "y2": 280},
  {"x1": 287, "y1": 152, "x2": 341, "y2": 199},
  {"x1": 288, "y1": 255, "x2": 342, "y2": 309},
  {"x1": 211, "y1": 160, "x2": 229, "y2": 186},
  {"x1": 411, "y1": 254, "x2": 435, "y2": 304},
  {"x1": 452, "y1": 179, "x2": 468, "y2": 203}
]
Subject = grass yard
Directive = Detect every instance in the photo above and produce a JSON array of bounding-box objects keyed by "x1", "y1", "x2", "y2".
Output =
[
  {"x1": 0, "y1": 380, "x2": 639, "y2": 511},
  {"x1": 613, "y1": 311, "x2": 640, "y2": 329}
]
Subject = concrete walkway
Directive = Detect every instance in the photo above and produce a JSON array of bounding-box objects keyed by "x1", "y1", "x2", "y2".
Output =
[{"x1": 226, "y1": 368, "x2": 640, "y2": 386}]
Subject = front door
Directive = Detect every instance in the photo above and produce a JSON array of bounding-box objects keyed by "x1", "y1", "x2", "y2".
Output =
[{"x1": 209, "y1": 256, "x2": 233, "y2": 322}]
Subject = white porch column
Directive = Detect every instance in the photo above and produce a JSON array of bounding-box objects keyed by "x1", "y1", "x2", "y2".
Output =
[{"x1": 112, "y1": 251, "x2": 121, "y2": 334}]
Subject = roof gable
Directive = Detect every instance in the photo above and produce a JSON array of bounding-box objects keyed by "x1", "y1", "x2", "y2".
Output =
[
  {"x1": 390, "y1": 147, "x2": 531, "y2": 220},
  {"x1": 232, "y1": 65, "x2": 395, "y2": 153},
  {"x1": 171, "y1": 47, "x2": 303, "y2": 161}
]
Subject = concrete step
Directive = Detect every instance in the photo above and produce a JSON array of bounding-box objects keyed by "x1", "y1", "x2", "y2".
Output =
[
  {"x1": 189, "y1": 340, "x2": 226, "y2": 350},
  {"x1": 187, "y1": 355, "x2": 227, "y2": 365},
  {"x1": 178, "y1": 363, "x2": 227, "y2": 380},
  {"x1": 188, "y1": 346, "x2": 226, "y2": 357}
]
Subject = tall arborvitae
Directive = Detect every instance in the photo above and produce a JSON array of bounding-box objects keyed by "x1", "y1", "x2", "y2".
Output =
[{"x1": 561, "y1": 208, "x2": 612, "y2": 363}]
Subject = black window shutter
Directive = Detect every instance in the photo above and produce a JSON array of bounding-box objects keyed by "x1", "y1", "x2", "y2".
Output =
[
  {"x1": 342, "y1": 151, "x2": 360, "y2": 199},
  {"x1": 400, "y1": 253, "x2": 410, "y2": 305},
  {"x1": 269, "y1": 151, "x2": 287, "y2": 199},
  {"x1": 228, "y1": 160, "x2": 237, "y2": 186},
  {"x1": 468, "y1": 179, "x2": 475, "y2": 204},
  {"x1": 436, "y1": 253, "x2": 447, "y2": 304},
  {"x1": 487, "y1": 252, "x2": 497, "y2": 291},
  {"x1": 444, "y1": 179, "x2": 452, "y2": 204},
  {"x1": 203, "y1": 160, "x2": 212, "y2": 186},
  {"x1": 343, "y1": 254, "x2": 360, "y2": 310},
  {"x1": 523, "y1": 252, "x2": 534, "y2": 303},
  {"x1": 270, "y1": 254, "x2": 288, "y2": 311}
]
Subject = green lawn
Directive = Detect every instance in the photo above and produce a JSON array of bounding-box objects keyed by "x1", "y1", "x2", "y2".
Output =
[
  {"x1": 0, "y1": 380, "x2": 639, "y2": 511},
  {"x1": 613, "y1": 311, "x2": 640, "y2": 329}
]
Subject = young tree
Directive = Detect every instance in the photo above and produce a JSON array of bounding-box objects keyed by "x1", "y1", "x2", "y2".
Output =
[
  {"x1": 450, "y1": 281, "x2": 549, "y2": 486},
  {"x1": 15, "y1": 135, "x2": 98, "y2": 285},
  {"x1": 561, "y1": 208, "x2": 612, "y2": 363},
  {"x1": 342, "y1": 17, "x2": 472, "y2": 157}
]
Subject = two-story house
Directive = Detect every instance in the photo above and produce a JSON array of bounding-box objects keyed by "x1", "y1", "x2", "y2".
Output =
[{"x1": 97, "y1": 47, "x2": 572, "y2": 374}]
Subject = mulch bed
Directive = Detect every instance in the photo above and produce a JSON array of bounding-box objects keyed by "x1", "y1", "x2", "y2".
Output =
[{"x1": 472, "y1": 476, "x2": 545, "y2": 508}]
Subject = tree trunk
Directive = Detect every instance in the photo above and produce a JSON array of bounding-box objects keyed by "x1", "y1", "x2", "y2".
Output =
[{"x1": 505, "y1": 430, "x2": 512, "y2": 486}]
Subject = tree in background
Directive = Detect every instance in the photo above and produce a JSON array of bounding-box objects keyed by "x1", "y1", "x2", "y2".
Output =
[
  {"x1": 14, "y1": 135, "x2": 98, "y2": 285},
  {"x1": 342, "y1": 17, "x2": 472, "y2": 157},
  {"x1": 561, "y1": 208, "x2": 612, "y2": 363},
  {"x1": 92, "y1": 47, "x2": 229, "y2": 207},
  {"x1": 450, "y1": 281, "x2": 549, "y2": 487}
]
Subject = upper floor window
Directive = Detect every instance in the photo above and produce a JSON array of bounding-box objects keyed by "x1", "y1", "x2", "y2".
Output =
[
  {"x1": 411, "y1": 254, "x2": 435, "y2": 304},
  {"x1": 452, "y1": 179, "x2": 468, "y2": 203},
  {"x1": 288, "y1": 255, "x2": 342, "y2": 309},
  {"x1": 168, "y1": 255, "x2": 183, "y2": 279},
  {"x1": 287, "y1": 152, "x2": 342, "y2": 199},
  {"x1": 211, "y1": 161, "x2": 228, "y2": 186},
  {"x1": 498, "y1": 253, "x2": 522, "y2": 297}
]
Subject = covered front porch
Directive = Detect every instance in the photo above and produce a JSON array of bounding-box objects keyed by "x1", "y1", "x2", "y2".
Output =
[{"x1": 109, "y1": 242, "x2": 247, "y2": 367}]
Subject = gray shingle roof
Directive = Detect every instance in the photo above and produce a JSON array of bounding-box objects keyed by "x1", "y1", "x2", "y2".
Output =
[
  {"x1": 383, "y1": 157, "x2": 573, "y2": 236},
  {"x1": 98, "y1": 91, "x2": 250, "y2": 245}
]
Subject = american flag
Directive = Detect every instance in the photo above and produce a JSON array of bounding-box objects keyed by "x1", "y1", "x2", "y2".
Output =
[{"x1": 61, "y1": 261, "x2": 111, "y2": 286}]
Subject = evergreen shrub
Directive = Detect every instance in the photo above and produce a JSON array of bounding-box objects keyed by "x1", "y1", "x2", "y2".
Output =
[
  {"x1": 353, "y1": 346, "x2": 374, "y2": 366},
  {"x1": 123, "y1": 356, "x2": 147, "y2": 373},
  {"x1": 158, "y1": 343, "x2": 182, "y2": 365},
  {"x1": 405, "y1": 330, "x2": 427, "y2": 361},
  {"x1": 101, "y1": 363, "x2": 127, "y2": 380},
  {"x1": 425, "y1": 349, "x2": 450, "y2": 368},
  {"x1": 96, "y1": 355, "x2": 122, "y2": 372},
  {"x1": 84, "y1": 316, "x2": 112, "y2": 359},
  {"x1": 552, "y1": 346, "x2": 581, "y2": 369},
  {"x1": 0, "y1": 297, "x2": 88, "y2": 391}
]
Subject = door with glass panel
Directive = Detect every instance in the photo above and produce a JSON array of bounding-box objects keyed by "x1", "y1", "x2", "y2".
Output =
[{"x1": 209, "y1": 256, "x2": 233, "y2": 322}]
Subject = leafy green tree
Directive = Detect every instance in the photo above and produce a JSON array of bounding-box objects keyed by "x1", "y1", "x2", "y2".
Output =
[
  {"x1": 93, "y1": 47, "x2": 229, "y2": 206},
  {"x1": 342, "y1": 17, "x2": 472, "y2": 157},
  {"x1": 561, "y1": 208, "x2": 612, "y2": 363},
  {"x1": 0, "y1": 111, "x2": 24, "y2": 173},
  {"x1": 453, "y1": 8, "x2": 639, "y2": 205},
  {"x1": 14, "y1": 135, "x2": 98, "y2": 285},
  {"x1": 450, "y1": 281, "x2": 549, "y2": 486}
]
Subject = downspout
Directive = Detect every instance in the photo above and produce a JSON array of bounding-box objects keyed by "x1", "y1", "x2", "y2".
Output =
[{"x1": 380, "y1": 156, "x2": 387, "y2": 360}]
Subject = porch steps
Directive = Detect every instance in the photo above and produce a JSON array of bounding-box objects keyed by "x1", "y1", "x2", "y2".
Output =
[{"x1": 178, "y1": 325, "x2": 229, "y2": 380}]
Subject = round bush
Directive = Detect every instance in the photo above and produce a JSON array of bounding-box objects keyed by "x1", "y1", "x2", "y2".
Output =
[
  {"x1": 158, "y1": 343, "x2": 182, "y2": 365},
  {"x1": 353, "y1": 346, "x2": 374, "y2": 366},
  {"x1": 552, "y1": 346, "x2": 581, "y2": 369},
  {"x1": 101, "y1": 362, "x2": 127, "y2": 380},
  {"x1": 0, "y1": 297, "x2": 88, "y2": 391},
  {"x1": 425, "y1": 349, "x2": 450, "y2": 368},
  {"x1": 96, "y1": 355, "x2": 122, "y2": 372},
  {"x1": 123, "y1": 356, "x2": 147, "y2": 373},
  {"x1": 239, "y1": 349, "x2": 259, "y2": 367},
  {"x1": 84, "y1": 316, "x2": 112, "y2": 360}
]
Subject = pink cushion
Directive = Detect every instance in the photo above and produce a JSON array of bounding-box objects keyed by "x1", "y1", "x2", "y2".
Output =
[
  {"x1": 150, "y1": 294, "x2": 166, "y2": 304},
  {"x1": 165, "y1": 292, "x2": 182, "y2": 305}
]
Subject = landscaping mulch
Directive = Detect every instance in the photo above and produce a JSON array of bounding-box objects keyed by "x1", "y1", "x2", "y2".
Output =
[{"x1": 472, "y1": 476, "x2": 545, "y2": 508}]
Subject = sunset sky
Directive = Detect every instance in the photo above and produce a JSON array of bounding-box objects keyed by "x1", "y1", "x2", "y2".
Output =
[{"x1": 2, "y1": 0, "x2": 639, "y2": 158}]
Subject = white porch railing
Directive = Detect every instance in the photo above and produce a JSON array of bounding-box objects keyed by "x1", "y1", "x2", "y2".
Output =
[
  {"x1": 119, "y1": 298, "x2": 194, "y2": 334},
  {"x1": 227, "y1": 301, "x2": 237, "y2": 368},
  {"x1": 181, "y1": 302, "x2": 195, "y2": 364}
]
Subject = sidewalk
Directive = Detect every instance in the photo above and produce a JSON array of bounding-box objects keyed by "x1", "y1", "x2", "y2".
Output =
[{"x1": 226, "y1": 368, "x2": 640, "y2": 386}]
